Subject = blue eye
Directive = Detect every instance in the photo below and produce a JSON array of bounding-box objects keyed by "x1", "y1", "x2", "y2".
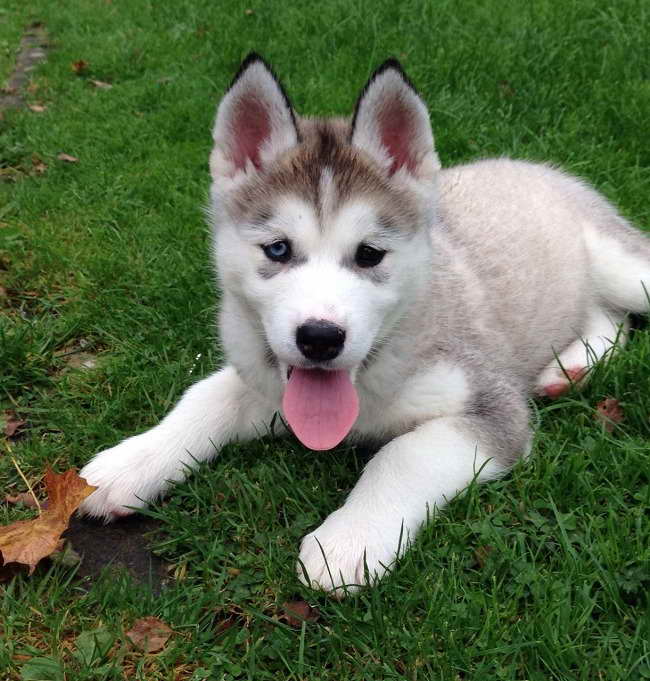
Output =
[{"x1": 262, "y1": 240, "x2": 292, "y2": 263}]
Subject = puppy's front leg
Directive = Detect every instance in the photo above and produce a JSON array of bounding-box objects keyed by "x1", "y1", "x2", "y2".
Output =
[
  {"x1": 299, "y1": 407, "x2": 530, "y2": 596},
  {"x1": 79, "y1": 366, "x2": 274, "y2": 520}
]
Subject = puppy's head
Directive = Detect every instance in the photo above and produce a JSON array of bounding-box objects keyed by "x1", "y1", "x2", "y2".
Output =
[{"x1": 208, "y1": 55, "x2": 440, "y2": 447}]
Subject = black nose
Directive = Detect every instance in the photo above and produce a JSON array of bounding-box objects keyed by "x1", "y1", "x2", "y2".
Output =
[{"x1": 296, "y1": 320, "x2": 346, "y2": 361}]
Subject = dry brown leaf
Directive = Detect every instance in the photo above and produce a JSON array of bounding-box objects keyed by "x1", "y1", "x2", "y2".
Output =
[
  {"x1": 65, "y1": 352, "x2": 97, "y2": 369},
  {"x1": 214, "y1": 615, "x2": 238, "y2": 636},
  {"x1": 595, "y1": 398, "x2": 624, "y2": 432},
  {"x1": 57, "y1": 152, "x2": 79, "y2": 163},
  {"x1": 71, "y1": 59, "x2": 89, "y2": 74},
  {"x1": 90, "y1": 79, "x2": 112, "y2": 89},
  {"x1": 0, "y1": 469, "x2": 96, "y2": 574},
  {"x1": 31, "y1": 155, "x2": 47, "y2": 174},
  {"x1": 4, "y1": 410, "x2": 26, "y2": 438},
  {"x1": 473, "y1": 545, "x2": 494, "y2": 569},
  {"x1": 5, "y1": 492, "x2": 41, "y2": 509},
  {"x1": 126, "y1": 616, "x2": 174, "y2": 653},
  {"x1": 281, "y1": 600, "x2": 321, "y2": 627},
  {"x1": 28, "y1": 103, "x2": 46, "y2": 113}
]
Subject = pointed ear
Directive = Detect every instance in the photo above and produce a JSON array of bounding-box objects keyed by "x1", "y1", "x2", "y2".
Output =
[
  {"x1": 211, "y1": 53, "x2": 299, "y2": 180},
  {"x1": 351, "y1": 59, "x2": 439, "y2": 178}
]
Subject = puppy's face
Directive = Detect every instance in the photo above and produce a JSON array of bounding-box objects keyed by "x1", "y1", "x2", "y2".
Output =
[{"x1": 209, "y1": 56, "x2": 440, "y2": 386}]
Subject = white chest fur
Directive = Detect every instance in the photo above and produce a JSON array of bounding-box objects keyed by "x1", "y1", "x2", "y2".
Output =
[{"x1": 353, "y1": 359, "x2": 470, "y2": 441}]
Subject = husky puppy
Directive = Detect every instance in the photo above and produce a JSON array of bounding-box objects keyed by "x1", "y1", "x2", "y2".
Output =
[{"x1": 79, "y1": 54, "x2": 650, "y2": 595}]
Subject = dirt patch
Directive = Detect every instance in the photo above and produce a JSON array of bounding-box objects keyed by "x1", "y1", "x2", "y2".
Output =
[
  {"x1": 63, "y1": 515, "x2": 171, "y2": 595},
  {"x1": 0, "y1": 22, "x2": 48, "y2": 111}
]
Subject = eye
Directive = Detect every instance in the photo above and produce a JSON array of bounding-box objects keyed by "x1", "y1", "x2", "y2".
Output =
[
  {"x1": 355, "y1": 243, "x2": 386, "y2": 268},
  {"x1": 262, "y1": 240, "x2": 292, "y2": 263}
]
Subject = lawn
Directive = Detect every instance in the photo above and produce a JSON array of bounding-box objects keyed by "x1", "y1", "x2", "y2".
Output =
[{"x1": 1, "y1": 0, "x2": 649, "y2": 679}]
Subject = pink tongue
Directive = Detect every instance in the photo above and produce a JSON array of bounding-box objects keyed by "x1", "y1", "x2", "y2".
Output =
[{"x1": 282, "y1": 369, "x2": 359, "y2": 451}]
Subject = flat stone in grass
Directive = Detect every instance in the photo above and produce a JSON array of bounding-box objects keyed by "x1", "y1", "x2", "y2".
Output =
[
  {"x1": 63, "y1": 515, "x2": 170, "y2": 595},
  {"x1": 0, "y1": 22, "x2": 48, "y2": 111}
]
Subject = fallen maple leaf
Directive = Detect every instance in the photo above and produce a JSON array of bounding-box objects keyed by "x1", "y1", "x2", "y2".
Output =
[
  {"x1": 0, "y1": 469, "x2": 96, "y2": 574},
  {"x1": 57, "y1": 152, "x2": 79, "y2": 163},
  {"x1": 126, "y1": 616, "x2": 173, "y2": 653},
  {"x1": 281, "y1": 600, "x2": 321, "y2": 628},
  {"x1": 595, "y1": 398, "x2": 624, "y2": 432}
]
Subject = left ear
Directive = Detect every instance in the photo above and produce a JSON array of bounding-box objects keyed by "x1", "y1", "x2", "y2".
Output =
[{"x1": 351, "y1": 59, "x2": 439, "y2": 178}]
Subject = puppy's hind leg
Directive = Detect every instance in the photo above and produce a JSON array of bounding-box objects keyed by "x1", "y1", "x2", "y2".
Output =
[
  {"x1": 585, "y1": 217, "x2": 650, "y2": 313},
  {"x1": 535, "y1": 306, "x2": 629, "y2": 398},
  {"x1": 79, "y1": 366, "x2": 275, "y2": 521}
]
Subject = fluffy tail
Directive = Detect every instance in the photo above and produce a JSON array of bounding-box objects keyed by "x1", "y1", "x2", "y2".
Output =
[{"x1": 585, "y1": 212, "x2": 650, "y2": 313}]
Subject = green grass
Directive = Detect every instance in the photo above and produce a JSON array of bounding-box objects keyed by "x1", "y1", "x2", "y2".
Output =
[{"x1": 1, "y1": 0, "x2": 649, "y2": 679}]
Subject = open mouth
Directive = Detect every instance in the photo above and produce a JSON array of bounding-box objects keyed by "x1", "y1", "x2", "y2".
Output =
[{"x1": 282, "y1": 366, "x2": 359, "y2": 451}]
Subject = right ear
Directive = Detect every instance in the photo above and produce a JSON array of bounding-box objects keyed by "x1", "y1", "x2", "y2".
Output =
[
  {"x1": 210, "y1": 54, "x2": 299, "y2": 180},
  {"x1": 351, "y1": 59, "x2": 438, "y2": 180}
]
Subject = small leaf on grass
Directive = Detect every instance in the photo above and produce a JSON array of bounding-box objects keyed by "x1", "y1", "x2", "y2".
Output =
[
  {"x1": 56, "y1": 152, "x2": 79, "y2": 163},
  {"x1": 5, "y1": 492, "x2": 40, "y2": 509},
  {"x1": 281, "y1": 600, "x2": 320, "y2": 627},
  {"x1": 595, "y1": 398, "x2": 624, "y2": 432},
  {"x1": 4, "y1": 410, "x2": 26, "y2": 438},
  {"x1": 0, "y1": 469, "x2": 96, "y2": 574},
  {"x1": 90, "y1": 79, "x2": 112, "y2": 89},
  {"x1": 126, "y1": 616, "x2": 173, "y2": 653},
  {"x1": 28, "y1": 104, "x2": 46, "y2": 113},
  {"x1": 473, "y1": 545, "x2": 494, "y2": 568},
  {"x1": 65, "y1": 352, "x2": 98, "y2": 370},
  {"x1": 31, "y1": 155, "x2": 47, "y2": 175},
  {"x1": 214, "y1": 616, "x2": 238, "y2": 636},
  {"x1": 71, "y1": 60, "x2": 89, "y2": 74}
]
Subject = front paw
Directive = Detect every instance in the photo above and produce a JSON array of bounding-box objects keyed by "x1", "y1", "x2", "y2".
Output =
[
  {"x1": 78, "y1": 435, "x2": 166, "y2": 521},
  {"x1": 297, "y1": 508, "x2": 408, "y2": 597}
]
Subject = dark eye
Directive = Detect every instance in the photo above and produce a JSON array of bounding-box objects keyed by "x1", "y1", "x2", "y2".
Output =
[
  {"x1": 355, "y1": 244, "x2": 386, "y2": 268},
  {"x1": 262, "y1": 240, "x2": 291, "y2": 263}
]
